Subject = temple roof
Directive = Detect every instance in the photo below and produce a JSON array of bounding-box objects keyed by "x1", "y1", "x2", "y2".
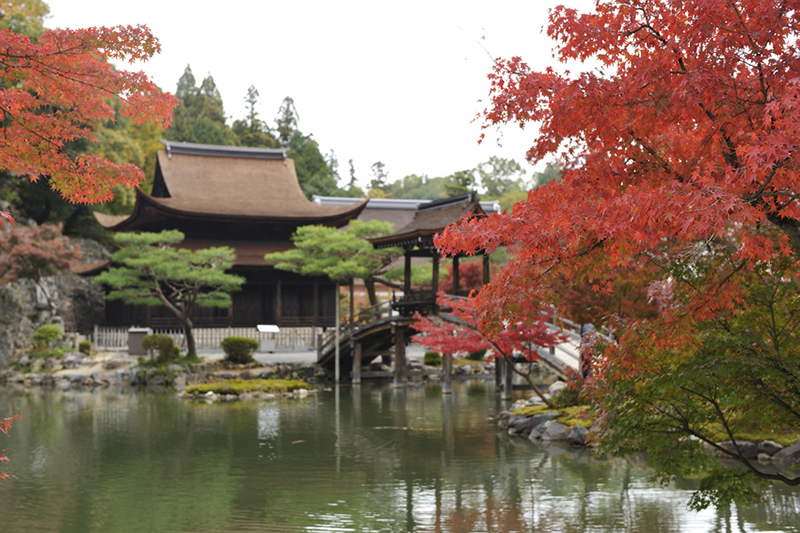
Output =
[
  {"x1": 369, "y1": 192, "x2": 487, "y2": 249},
  {"x1": 95, "y1": 140, "x2": 366, "y2": 231}
]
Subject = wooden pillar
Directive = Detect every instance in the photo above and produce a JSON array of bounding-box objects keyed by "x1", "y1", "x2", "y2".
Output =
[
  {"x1": 483, "y1": 254, "x2": 491, "y2": 285},
  {"x1": 432, "y1": 252, "x2": 440, "y2": 313},
  {"x1": 501, "y1": 356, "x2": 513, "y2": 400},
  {"x1": 452, "y1": 256, "x2": 459, "y2": 295},
  {"x1": 442, "y1": 352, "x2": 453, "y2": 394},
  {"x1": 276, "y1": 278, "x2": 282, "y2": 327},
  {"x1": 393, "y1": 325, "x2": 406, "y2": 388},
  {"x1": 313, "y1": 278, "x2": 319, "y2": 326},
  {"x1": 352, "y1": 341, "x2": 362, "y2": 384},
  {"x1": 349, "y1": 280, "x2": 354, "y2": 323},
  {"x1": 495, "y1": 357, "x2": 502, "y2": 389},
  {"x1": 404, "y1": 253, "x2": 411, "y2": 295}
]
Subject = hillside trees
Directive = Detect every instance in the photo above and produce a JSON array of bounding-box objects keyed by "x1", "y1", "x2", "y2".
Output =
[
  {"x1": 94, "y1": 231, "x2": 245, "y2": 358},
  {"x1": 434, "y1": 0, "x2": 800, "y2": 506}
]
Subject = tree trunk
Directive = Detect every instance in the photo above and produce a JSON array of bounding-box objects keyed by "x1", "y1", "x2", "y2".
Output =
[
  {"x1": 365, "y1": 277, "x2": 381, "y2": 319},
  {"x1": 183, "y1": 318, "x2": 197, "y2": 358},
  {"x1": 500, "y1": 353, "x2": 554, "y2": 408}
]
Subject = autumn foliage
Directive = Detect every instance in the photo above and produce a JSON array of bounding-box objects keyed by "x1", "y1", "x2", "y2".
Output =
[
  {"x1": 412, "y1": 293, "x2": 567, "y2": 404},
  {"x1": 0, "y1": 415, "x2": 21, "y2": 481},
  {"x1": 441, "y1": 0, "x2": 800, "y2": 334},
  {"x1": 433, "y1": 0, "x2": 800, "y2": 506},
  {"x1": 0, "y1": 24, "x2": 176, "y2": 215}
]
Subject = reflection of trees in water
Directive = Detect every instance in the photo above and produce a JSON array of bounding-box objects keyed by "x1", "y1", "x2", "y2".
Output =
[{"x1": 2, "y1": 385, "x2": 799, "y2": 532}]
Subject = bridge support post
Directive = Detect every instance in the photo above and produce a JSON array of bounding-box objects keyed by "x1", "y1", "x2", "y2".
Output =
[
  {"x1": 393, "y1": 326, "x2": 406, "y2": 388},
  {"x1": 352, "y1": 341, "x2": 362, "y2": 384},
  {"x1": 442, "y1": 352, "x2": 453, "y2": 394},
  {"x1": 500, "y1": 356, "x2": 513, "y2": 400}
]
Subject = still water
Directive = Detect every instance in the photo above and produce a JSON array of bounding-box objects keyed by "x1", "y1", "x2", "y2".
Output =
[{"x1": 0, "y1": 381, "x2": 798, "y2": 533}]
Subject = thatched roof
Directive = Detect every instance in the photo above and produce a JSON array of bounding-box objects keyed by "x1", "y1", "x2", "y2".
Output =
[
  {"x1": 370, "y1": 192, "x2": 487, "y2": 249},
  {"x1": 95, "y1": 141, "x2": 366, "y2": 231}
]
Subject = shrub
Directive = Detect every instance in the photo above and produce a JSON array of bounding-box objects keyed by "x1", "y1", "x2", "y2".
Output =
[
  {"x1": 553, "y1": 379, "x2": 585, "y2": 408},
  {"x1": 423, "y1": 350, "x2": 442, "y2": 367},
  {"x1": 78, "y1": 340, "x2": 92, "y2": 355},
  {"x1": 466, "y1": 348, "x2": 487, "y2": 361},
  {"x1": 141, "y1": 334, "x2": 177, "y2": 363},
  {"x1": 221, "y1": 336, "x2": 258, "y2": 364},
  {"x1": 32, "y1": 324, "x2": 64, "y2": 347}
]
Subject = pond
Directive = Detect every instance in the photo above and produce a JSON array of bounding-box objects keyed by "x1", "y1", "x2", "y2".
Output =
[{"x1": 0, "y1": 381, "x2": 798, "y2": 532}]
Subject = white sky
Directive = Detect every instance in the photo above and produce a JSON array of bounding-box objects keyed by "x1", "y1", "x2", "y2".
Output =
[{"x1": 46, "y1": 0, "x2": 593, "y2": 189}]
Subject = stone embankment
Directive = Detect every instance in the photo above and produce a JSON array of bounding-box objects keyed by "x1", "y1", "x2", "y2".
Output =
[
  {"x1": 0, "y1": 351, "x2": 324, "y2": 401},
  {"x1": 495, "y1": 383, "x2": 800, "y2": 470}
]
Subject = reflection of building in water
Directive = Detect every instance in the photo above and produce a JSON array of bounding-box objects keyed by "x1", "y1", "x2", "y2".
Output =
[{"x1": 257, "y1": 405, "x2": 280, "y2": 441}]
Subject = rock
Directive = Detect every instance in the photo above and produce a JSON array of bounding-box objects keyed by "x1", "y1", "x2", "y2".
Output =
[
  {"x1": 61, "y1": 352, "x2": 86, "y2": 369},
  {"x1": 719, "y1": 440, "x2": 759, "y2": 460},
  {"x1": 297, "y1": 388, "x2": 309, "y2": 398},
  {"x1": 529, "y1": 423, "x2": 548, "y2": 441},
  {"x1": 541, "y1": 422, "x2": 570, "y2": 441},
  {"x1": 219, "y1": 372, "x2": 236, "y2": 380},
  {"x1": 757, "y1": 453, "x2": 773, "y2": 462},
  {"x1": 29, "y1": 374, "x2": 43, "y2": 386},
  {"x1": 43, "y1": 357, "x2": 57, "y2": 370},
  {"x1": 167, "y1": 364, "x2": 183, "y2": 373},
  {"x1": 240, "y1": 370, "x2": 253, "y2": 380},
  {"x1": 529, "y1": 411, "x2": 562, "y2": 427},
  {"x1": 67, "y1": 374, "x2": 86, "y2": 385},
  {"x1": 508, "y1": 415, "x2": 537, "y2": 436},
  {"x1": 259, "y1": 369, "x2": 274, "y2": 379},
  {"x1": 773, "y1": 439, "x2": 800, "y2": 466},
  {"x1": 148, "y1": 374, "x2": 167, "y2": 387},
  {"x1": 548, "y1": 381, "x2": 568, "y2": 397},
  {"x1": 84, "y1": 377, "x2": 94, "y2": 387},
  {"x1": 183, "y1": 364, "x2": 193, "y2": 375},
  {"x1": 56, "y1": 379, "x2": 70, "y2": 390},
  {"x1": 567, "y1": 426, "x2": 588, "y2": 445},
  {"x1": 103, "y1": 356, "x2": 129, "y2": 370},
  {"x1": 758, "y1": 440, "x2": 784, "y2": 456},
  {"x1": 172, "y1": 373, "x2": 186, "y2": 392},
  {"x1": 239, "y1": 392, "x2": 255, "y2": 401},
  {"x1": 40, "y1": 374, "x2": 55, "y2": 387}
]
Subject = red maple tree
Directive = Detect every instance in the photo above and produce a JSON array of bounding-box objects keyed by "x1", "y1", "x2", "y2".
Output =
[
  {"x1": 437, "y1": 0, "x2": 800, "y2": 333},
  {"x1": 412, "y1": 293, "x2": 567, "y2": 405},
  {"x1": 0, "y1": 24, "x2": 177, "y2": 225}
]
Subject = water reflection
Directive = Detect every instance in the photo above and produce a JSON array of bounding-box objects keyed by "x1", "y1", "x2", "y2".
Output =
[{"x1": 0, "y1": 383, "x2": 798, "y2": 532}]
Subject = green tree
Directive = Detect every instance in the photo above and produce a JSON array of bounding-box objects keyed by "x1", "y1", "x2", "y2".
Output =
[
  {"x1": 388, "y1": 174, "x2": 448, "y2": 200},
  {"x1": 476, "y1": 156, "x2": 526, "y2": 198},
  {"x1": 274, "y1": 96, "x2": 299, "y2": 146},
  {"x1": 231, "y1": 86, "x2": 278, "y2": 148},
  {"x1": 593, "y1": 235, "x2": 800, "y2": 508},
  {"x1": 94, "y1": 230, "x2": 245, "y2": 357},
  {"x1": 368, "y1": 162, "x2": 390, "y2": 197},
  {"x1": 444, "y1": 169, "x2": 477, "y2": 197},
  {"x1": 264, "y1": 220, "x2": 401, "y2": 309},
  {"x1": 165, "y1": 66, "x2": 232, "y2": 146}
]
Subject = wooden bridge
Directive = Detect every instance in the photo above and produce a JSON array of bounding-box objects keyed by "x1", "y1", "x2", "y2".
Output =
[{"x1": 317, "y1": 294, "x2": 594, "y2": 398}]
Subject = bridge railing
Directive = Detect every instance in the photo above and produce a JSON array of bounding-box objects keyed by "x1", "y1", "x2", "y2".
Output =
[{"x1": 318, "y1": 300, "x2": 397, "y2": 353}]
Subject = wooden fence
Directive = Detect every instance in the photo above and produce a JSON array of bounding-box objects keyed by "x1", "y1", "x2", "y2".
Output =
[{"x1": 91, "y1": 325, "x2": 318, "y2": 352}]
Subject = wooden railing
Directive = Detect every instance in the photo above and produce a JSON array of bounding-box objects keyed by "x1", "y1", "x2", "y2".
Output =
[
  {"x1": 319, "y1": 300, "x2": 397, "y2": 351},
  {"x1": 92, "y1": 325, "x2": 318, "y2": 351}
]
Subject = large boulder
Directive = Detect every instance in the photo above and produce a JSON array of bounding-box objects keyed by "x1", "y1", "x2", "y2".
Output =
[
  {"x1": 719, "y1": 440, "x2": 759, "y2": 460},
  {"x1": 541, "y1": 421, "x2": 570, "y2": 441},
  {"x1": 773, "y1": 439, "x2": 800, "y2": 466},
  {"x1": 567, "y1": 426, "x2": 589, "y2": 445},
  {"x1": 757, "y1": 440, "x2": 784, "y2": 456},
  {"x1": 61, "y1": 352, "x2": 87, "y2": 369}
]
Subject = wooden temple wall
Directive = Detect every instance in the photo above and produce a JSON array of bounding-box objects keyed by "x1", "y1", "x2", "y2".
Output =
[{"x1": 104, "y1": 269, "x2": 337, "y2": 329}]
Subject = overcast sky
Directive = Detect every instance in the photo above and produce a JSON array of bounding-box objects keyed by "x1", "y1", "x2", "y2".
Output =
[{"x1": 46, "y1": 0, "x2": 593, "y2": 189}]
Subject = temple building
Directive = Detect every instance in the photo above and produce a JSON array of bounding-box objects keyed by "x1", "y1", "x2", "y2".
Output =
[{"x1": 93, "y1": 140, "x2": 366, "y2": 328}]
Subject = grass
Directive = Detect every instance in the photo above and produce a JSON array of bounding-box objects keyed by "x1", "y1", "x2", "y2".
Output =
[
  {"x1": 186, "y1": 379, "x2": 312, "y2": 396},
  {"x1": 513, "y1": 404, "x2": 595, "y2": 428},
  {"x1": 512, "y1": 405, "x2": 799, "y2": 444}
]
